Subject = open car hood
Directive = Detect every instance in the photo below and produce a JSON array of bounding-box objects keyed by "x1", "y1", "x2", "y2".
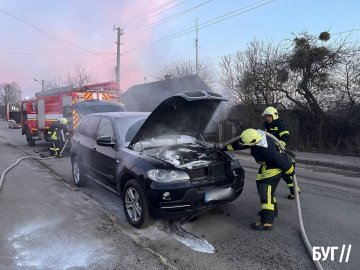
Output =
[{"x1": 129, "y1": 91, "x2": 226, "y2": 147}]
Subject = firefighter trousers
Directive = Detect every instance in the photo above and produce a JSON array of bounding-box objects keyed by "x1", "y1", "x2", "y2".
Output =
[
  {"x1": 282, "y1": 174, "x2": 300, "y2": 195},
  {"x1": 50, "y1": 139, "x2": 63, "y2": 157},
  {"x1": 282, "y1": 154, "x2": 299, "y2": 194},
  {"x1": 257, "y1": 174, "x2": 281, "y2": 224}
]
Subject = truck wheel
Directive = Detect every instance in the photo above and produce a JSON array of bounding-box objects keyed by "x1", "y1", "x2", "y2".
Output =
[
  {"x1": 72, "y1": 157, "x2": 87, "y2": 187},
  {"x1": 123, "y1": 179, "x2": 151, "y2": 228},
  {"x1": 26, "y1": 131, "x2": 35, "y2": 146}
]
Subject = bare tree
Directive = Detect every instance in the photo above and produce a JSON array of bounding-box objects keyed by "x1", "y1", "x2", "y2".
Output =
[
  {"x1": 220, "y1": 40, "x2": 287, "y2": 124},
  {"x1": 45, "y1": 63, "x2": 94, "y2": 90},
  {"x1": 334, "y1": 46, "x2": 360, "y2": 112},
  {"x1": 278, "y1": 32, "x2": 352, "y2": 148},
  {"x1": 152, "y1": 58, "x2": 216, "y2": 86},
  {"x1": 0, "y1": 82, "x2": 22, "y2": 117},
  {"x1": 65, "y1": 63, "x2": 93, "y2": 88}
]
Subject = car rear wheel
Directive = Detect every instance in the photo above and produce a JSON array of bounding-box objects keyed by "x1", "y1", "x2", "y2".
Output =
[
  {"x1": 123, "y1": 179, "x2": 151, "y2": 228},
  {"x1": 72, "y1": 157, "x2": 86, "y2": 186}
]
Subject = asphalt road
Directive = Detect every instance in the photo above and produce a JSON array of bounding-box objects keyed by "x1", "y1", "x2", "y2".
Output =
[{"x1": 0, "y1": 120, "x2": 359, "y2": 270}]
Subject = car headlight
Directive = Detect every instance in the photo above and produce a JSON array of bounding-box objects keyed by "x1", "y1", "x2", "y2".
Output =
[
  {"x1": 230, "y1": 159, "x2": 242, "y2": 170},
  {"x1": 147, "y1": 169, "x2": 190, "y2": 183}
]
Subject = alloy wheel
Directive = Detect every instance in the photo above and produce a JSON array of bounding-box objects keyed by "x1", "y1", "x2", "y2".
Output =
[{"x1": 125, "y1": 187, "x2": 142, "y2": 222}]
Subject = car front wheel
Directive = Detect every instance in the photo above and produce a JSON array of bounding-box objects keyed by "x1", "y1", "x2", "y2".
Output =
[
  {"x1": 72, "y1": 157, "x2": 86, "y2": 186},
  {"x1": 123, "y1": 179, "x2": 151, "y2": 228}
]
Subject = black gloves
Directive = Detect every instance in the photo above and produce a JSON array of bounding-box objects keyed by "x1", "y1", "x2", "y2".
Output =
[{"x1": 206, "y1": 144, "x2": 222, "y2": 155}]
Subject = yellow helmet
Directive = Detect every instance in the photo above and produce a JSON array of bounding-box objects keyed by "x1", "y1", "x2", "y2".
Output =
[
  {"x1": 60, "y1": 118, "x2": 68, "y2": 125},
  {"x1": 240, "y1": 128, "x2": 262, "y2": 146},
  {"x1": 262, "y1": 106, "x2": 278, "y2": 120}
]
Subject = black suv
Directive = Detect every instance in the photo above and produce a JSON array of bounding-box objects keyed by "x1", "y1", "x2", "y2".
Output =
[{"x1": 70, "y1": 91, "x2": 245, "y2": 227}]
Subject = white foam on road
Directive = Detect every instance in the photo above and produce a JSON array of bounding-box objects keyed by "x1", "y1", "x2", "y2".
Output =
[
  {"x1": 131, "y1": 220, "x2": 215, "y2": 254},
  {"x1": 8, "y1": 219, "x2": 108, "y2": 269},
  {"x1": 173, "y1": 226, "x2": 215, "y2": 254}
]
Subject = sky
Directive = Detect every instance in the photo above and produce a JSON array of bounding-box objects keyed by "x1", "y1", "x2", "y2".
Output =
[{"x1": 0, "y1": 0, "x2": 359, "y2": 98}]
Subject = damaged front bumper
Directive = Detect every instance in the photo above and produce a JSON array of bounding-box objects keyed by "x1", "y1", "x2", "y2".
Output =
[{"x1": 148, "y1": 176, "x2": 244, "y2": 219}]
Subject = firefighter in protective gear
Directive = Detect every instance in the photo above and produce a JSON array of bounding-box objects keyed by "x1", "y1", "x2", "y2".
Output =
[
  {"x1": 262, "y1": 106, "x2": 289, "y2": 147},
  {"x1": 262, "y1": 106, "x2": 299, "y2": 199},
  {"x1": 224, "y1": 128, "x2": 295, "y2": 230},
  {"x1": 48, "y1": 118, "x2": 69, "y2": 157}
]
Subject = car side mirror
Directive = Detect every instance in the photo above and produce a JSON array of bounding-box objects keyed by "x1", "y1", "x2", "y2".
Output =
[{"x1": 97, "y1": 136, "x2": 116, "y2": 147}]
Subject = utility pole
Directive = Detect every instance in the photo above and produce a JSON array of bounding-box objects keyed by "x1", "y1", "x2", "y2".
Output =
[
  {"x1": 114, "y1": 26, "x2": 124, "y2": 94},
  {"x1": 34, "y1": 78, "x2": 45, "y2": 92},
  {"x1": 195, "y1": 18, "x2": 199, "y2": 75}
]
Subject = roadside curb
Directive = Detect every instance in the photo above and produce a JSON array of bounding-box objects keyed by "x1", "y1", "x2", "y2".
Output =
[
  {"x1": 234, "y1": 150, "x2": 360, "y2": 172},
  {"x1": 295, "y1": 157, "x2": 360, "y2": 172}
]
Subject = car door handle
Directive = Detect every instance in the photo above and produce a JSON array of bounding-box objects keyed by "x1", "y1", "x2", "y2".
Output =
[{"x1": 93, "y1": 147, "x2": 97, "y2": 151}]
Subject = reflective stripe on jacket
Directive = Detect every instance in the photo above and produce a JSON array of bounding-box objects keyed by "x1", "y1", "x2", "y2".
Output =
[
  {"x1": 263, "y1": 119, "x2": 290, "y2": 145},
  {"x1": 225, "y1": 135, "x2": 293, "y2": 180}
]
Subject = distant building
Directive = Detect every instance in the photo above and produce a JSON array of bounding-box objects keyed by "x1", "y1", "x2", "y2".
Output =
[{"x1": 121, "y1": 75, "x2": 212, "y2": 112}]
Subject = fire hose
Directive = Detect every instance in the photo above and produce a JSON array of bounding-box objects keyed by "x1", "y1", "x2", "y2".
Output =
[
  {"x1": 1, "y1": 134, "x2": 322, "y2": 269},
  {"x1": 0, "y1": 139, "x2": 68, "y2": 193},
  {"x1": 220, "y1": 132, "x2": 323, "y2": 270}
]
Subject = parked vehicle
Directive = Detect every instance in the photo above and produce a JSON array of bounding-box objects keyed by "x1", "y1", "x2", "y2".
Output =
[
  {"x1": 70, "y1": 91, "x2": 245, "y2": 227},
  {"x1": 6, "y1": 103, "x2": 21, "y2": 129},
  {"x1": 21, "y1": 81, "x2": 124, "y2": 146}
]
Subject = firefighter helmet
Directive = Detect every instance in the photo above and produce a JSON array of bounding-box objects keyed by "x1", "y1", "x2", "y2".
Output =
[
  {"x1": 60, "y1": 118, "x2": 68, "y2": 125},
  {"x1": 240, "y1": 128, "x2": 262, "y2": 146},
  {"x1": 262, "y1": 106, "x2": 278, "y2": 120}
]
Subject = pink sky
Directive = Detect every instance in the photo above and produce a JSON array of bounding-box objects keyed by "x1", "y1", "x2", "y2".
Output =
[
  {"x1": 0, "y1": 0, "x2": 172, "y2": 98},
  {"x1": 1, "y1": 0, "x2": 359, "y2": 99}
]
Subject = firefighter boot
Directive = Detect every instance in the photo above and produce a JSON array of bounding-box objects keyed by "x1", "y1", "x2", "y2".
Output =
[
  {"x1": 288, "y1": 187, "x2": 300, "y2": 200},
  {"x1": 251, "y1": 222, "x2": 273, "y2": 231}
]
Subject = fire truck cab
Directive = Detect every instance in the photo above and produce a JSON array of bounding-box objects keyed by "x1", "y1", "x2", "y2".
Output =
[
  {"x1": 21, "y1": 81, "x2": 121, "y2": 146},
  {"x1": 21, "y1": 98, "x2": 38, "y2": 146}
]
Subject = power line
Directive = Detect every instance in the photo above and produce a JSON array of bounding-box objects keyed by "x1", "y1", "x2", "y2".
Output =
[
  {"x1": 77, "y1": 1, "x2": 188, "y2": 64},
  {"x1": 117, "y1": 0, "x2": 179, "y2": 26},
  {"x1": 0, "y1": 9, "x2": 112, "y2": 60},
  {"x1": 332, "y1": 28, "x2": 360, "y2": 35},
  {"x1": 123, "y1": 0, "x2": 190, "y2": 29},
  {"x1": 0, "y1": 51, "x2": 115, "y2": 55},
  {"x1": 122, "y1": 0, "x2": 276, "y2": 55},
  {"x1": 124, "y1": 0, "x2": 214, "y2": 37},
  {"x1": 0, "y1": 60, "x2": 114, "y2": 71},
  {"x1": 78, "y1": 31, "x2": 116, "y2": 64},
  {"x1": 75, "y1": 30, "x2": 114, "y2": 62}
]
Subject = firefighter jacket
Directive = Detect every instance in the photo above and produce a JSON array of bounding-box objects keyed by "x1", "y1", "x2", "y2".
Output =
[
  {"x1": 48, "y1": 121, "x2": 68, "y2": 142},
  {"x1": 224, "y1": 135, "x2": 294, "y2": 181},
  {"x1": 263, "y1": 119, "x2": 289, "y2": 145}
]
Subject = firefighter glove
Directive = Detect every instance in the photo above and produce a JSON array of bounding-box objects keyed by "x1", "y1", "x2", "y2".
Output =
[{"x1": 279, "y1": 140, "x2": 286, "y2": 148}]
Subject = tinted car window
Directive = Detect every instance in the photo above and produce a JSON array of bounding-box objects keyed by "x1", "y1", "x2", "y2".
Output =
[
  {"x1": 84, "y1": 116, "x2": 101, "y2": 139},
  {"x1": 77, "y1": 117, "x2": 89, "y2": 135},
  {"x1": 115, "y1": 117, "x2": 147, "y2": 143},
  {"x1": 98, "y1": 117, "x2": 114, "y2": 140}
]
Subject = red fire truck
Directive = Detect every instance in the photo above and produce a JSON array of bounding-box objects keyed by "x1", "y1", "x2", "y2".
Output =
[{"x1": 21, "y1": 81, "x2": 122, "y2": 146}]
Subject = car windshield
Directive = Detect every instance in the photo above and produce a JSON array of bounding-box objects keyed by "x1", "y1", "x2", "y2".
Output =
[{"x1": 115, "y1": 117, "x2": 147, "y2": 144}]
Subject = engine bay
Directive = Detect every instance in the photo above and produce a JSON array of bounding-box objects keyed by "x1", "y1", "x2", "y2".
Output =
[{"x1": 144, "y1": 143, "x2": 225, "y2": 169}]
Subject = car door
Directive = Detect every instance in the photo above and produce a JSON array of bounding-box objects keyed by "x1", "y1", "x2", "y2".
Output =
[
  {"x1": 80, "y1": 116, "x2": 101, "y2": 176},
  {"x1": 72, "y1": 117, "x2": 89, "y2": 165},
  {"x1": 92, "y1": 117, "x2": 118, "y2": 183}
]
